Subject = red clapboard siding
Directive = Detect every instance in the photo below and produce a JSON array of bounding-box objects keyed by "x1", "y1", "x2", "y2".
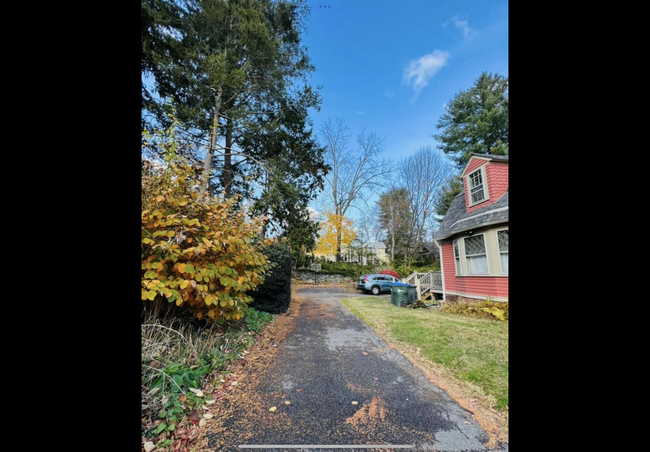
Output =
[
  {"x1": 441, "y1": 243, "x2": 508, "y2": 299},
  {"x1": 465, "y1": 160, "x2": 508, "y2": 213},
  {"x1": 486, "y1": 162, "x2": 508, "y2": 204}
]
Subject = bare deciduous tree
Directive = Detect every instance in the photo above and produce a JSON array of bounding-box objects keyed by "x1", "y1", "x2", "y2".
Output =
[
  {"x1": 320, "y1": 117, "x2": 391, "y2": 261},
  {"x1": 357, "y1": 204, "x2": 385, "y2": 244},
  {"x1": 399, "y1": 146, "x2": 453, "y2": 265}
]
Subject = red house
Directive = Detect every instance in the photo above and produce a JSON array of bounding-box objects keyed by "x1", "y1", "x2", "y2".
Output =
[{"x1": 434, "y1": 154, "x2": 508, "y2": 302}]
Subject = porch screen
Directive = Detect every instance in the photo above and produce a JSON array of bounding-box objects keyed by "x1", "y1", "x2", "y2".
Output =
[{"x1": 464, "y1": 235, "x2": 488, "y2": 274}]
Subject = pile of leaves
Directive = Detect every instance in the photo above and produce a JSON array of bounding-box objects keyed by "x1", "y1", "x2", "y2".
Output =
[
  {"x1": 407, "y1": 299, "x2": 435, "y2": 309},
  {"x1": 442, "y1": 299, "x2": 508, "y2": 321},
  {"x1": 141, "y1": 122, "x2": 271, "y2": 323}
]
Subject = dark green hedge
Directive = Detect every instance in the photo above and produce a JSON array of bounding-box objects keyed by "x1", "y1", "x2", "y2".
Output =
[
  {"x1": 297, "y1": 262, "x2": 377, "y2": 279},
  {"x1": 248, "y1": 242, "x2": 292, "y2": 314}
]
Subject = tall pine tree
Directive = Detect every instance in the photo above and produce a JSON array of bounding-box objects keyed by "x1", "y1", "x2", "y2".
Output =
[{"x1": 434, "y1": 72, "x2": 508, "y2": 169}]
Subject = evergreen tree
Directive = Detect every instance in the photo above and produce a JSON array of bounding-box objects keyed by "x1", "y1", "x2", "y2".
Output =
[{"x1": 435, "y1": 72, "x2": 508, "y2": 168}]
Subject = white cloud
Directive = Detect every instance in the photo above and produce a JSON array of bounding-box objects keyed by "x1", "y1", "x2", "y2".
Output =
[
  {"x1": 383, "y1": 89, "x2": 395, "y2": 99},
  {"x1": 356, "y1": 110, "x2": 364, "y2": 115},
  {"x1": 403, "y1": 49, "x2": 450, "y2": 99},
  {"x1": 307, "y1": 207, "x2": 319, "y2": 222},
  {"x1": 443, "y1": 16, "x2": 472, "y2": 39}
]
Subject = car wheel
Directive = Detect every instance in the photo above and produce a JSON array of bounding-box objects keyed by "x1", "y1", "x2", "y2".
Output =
[{"x1": 371, "y1": 286, "x2": 380, "y2": 295}]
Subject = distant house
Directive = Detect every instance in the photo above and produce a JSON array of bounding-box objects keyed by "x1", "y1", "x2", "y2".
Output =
[
  {"x1": 360, "y1": 242, "x2": 387, "y2": 265},
  {"x1": 434, "y1": 154, "x2": 508, "y2": 301},
  {"x1": 418, "y1": 242, "x2": 439, "y2": 263},
  {"x1": 313, "y1": 241, "x2": 387, "y2": 264}
]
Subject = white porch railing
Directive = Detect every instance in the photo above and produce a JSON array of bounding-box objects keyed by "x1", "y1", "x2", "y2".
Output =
[{"x1": 402, "y1": 271, "x2": 442, "y2": 300}]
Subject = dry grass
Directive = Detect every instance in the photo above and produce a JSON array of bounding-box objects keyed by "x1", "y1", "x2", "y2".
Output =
[
  {"x1": 340, "y1": 297, "x2": 508, "y2": 446},
  {"x1": 141, "y1": 308, "x2": 273, "y2": 451},
  {"x1": 141, "y1": 312, "x2": 261, "y2": 403}
]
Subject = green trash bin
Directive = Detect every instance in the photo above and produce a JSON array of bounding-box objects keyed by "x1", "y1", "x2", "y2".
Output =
[
  {"x1": 391, "y1": 282, "x2": 410, "y2": 307},
  {"x1": 408, "y1": 285, "x2": 417, "y2": 303}
]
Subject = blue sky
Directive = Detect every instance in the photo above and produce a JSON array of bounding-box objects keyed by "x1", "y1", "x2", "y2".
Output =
[
  {"x1": 143, "y1": 0, "x2": 508, "y2": 227},
  {"x1": 303, "y1": 0, "x2": 508, "y2": 162}
]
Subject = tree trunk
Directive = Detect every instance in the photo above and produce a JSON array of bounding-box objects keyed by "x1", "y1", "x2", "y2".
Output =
[
  {"x1": 335, "y1": 206, "x2": 342, "y2": 262},
  {"x1": 336, "y1": 235, "x2": 342, "y2": 262},
  {"x1": 202, "y1": 86, "x2": 223, "y2": 196},
  {"x1": 224, "y1": 120, "x2": 233, "y2": 198}
]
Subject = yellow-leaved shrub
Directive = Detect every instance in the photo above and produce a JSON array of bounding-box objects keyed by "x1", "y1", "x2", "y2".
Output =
[{"x1": 141, "y1": 123, "x2": 270, "y2": 322}]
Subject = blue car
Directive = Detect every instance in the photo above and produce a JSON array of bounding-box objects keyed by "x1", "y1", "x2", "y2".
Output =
[{"x1": 357, "y1": 274, "x2": 401, "y2": 295}]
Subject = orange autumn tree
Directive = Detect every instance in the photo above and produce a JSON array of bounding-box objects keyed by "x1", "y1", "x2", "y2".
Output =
[
  {"x1": 141, "y1": 121, "x2": 270, "y2": 322},
  {"x1": 314, "y1": 212, "x2": 356, "y2": 261}
]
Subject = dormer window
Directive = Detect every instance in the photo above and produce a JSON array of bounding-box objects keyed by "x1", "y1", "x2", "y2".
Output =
[{"x1": 467, "y1": 166, "x2": 489, "y2": 206}]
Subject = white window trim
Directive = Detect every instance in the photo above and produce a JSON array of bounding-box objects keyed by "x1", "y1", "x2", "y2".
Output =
[
  {"x1": 466, "y1": 165, "x2": 490, "y2": 207},
  {"x1": 453, "y1": 240, "x2": 462, "y2": 275},
  {"x1": 496, "y1": 228, "x2": 508, "y2": 275},
  {"x1": 463, "y1": 233, "x2": 490, "y2": 275}
]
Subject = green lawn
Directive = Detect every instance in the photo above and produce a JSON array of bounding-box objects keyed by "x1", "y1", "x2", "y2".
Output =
[{"x1": 341, "y1": 297, "x2": 508, "y2": 410}]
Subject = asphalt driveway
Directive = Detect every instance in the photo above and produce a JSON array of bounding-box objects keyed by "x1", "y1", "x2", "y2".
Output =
[{"x1": 205, "y1": 287, "x2": 506, "y2": 451}]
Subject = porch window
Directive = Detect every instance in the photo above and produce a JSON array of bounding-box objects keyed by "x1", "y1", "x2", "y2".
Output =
[
  {"x1": 498, "y1": 230, "x2": 508, "y2": 274},
  {"x1": 453, "y1": 240, "x2": 461, "y2": 275},
  {"x1": 468, "y1": 168, "x2": 486, "y2": 205},
  {"x1": 464, "y1": 235, "x2": 488, "y2": 274}
]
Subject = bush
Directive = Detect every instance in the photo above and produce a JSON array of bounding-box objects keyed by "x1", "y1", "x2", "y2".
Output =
[
  {"x1": 141, "y1": 306, "x2": 273, "y2": 442},
  {"x1": 248, "y1": 242, "x2": 293, "y2": 314},
  {"x1": 379, "y1": 269, "x2": 401, "y2": 279},
  {"x1": 442, "y1": 299, "x2": 509, "y2": 321},
  {"x1": 141, "y1": 123, "x2": 270, "y2": 323},
  {"x1": 319, "y1": 262, "x2": 377, "y2": 279},
  {"x1": 394, "y1": 261, "x2": 440, "y2": 278}
]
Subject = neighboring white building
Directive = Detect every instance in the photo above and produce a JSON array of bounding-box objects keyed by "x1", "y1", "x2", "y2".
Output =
[{"x1": 360, "y1": 242, "x2": 387, "y2": 265}]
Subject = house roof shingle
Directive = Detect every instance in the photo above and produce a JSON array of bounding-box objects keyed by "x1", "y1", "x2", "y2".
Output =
[
  {"x1": 434, "y1": 191, "x2": 508, "y2": 242},
  {"x1": 473, "y1": 153, "x2": 508, "y2": 161}
]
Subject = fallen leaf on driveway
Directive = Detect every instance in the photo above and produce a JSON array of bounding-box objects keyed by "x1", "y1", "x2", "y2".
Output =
[
  {"x1": 189, "y1": 388, "x2": 204, "y2": 397},
  {"x1": 362, "y1": 352, "x2": 368, "y2": 355},
  {"x1": 203, "y1": 413, "x2": 214, "y2": 419},
  {"x1": 269, "y1": 406, "x2": 277, "y2": 412},
  {"x1": 143, "y1": 441, "x2": 155, "y2": 452},
  {"x1": 284, "y1": 401, "x2": 291, "y2": 405},
  {"x1": 465, "y1": 421, "x2": 471, "y2": 424},
  {"x1": 296, "y1": 389, "x2": 303, "y2": 392},
  {"x1": 351, "y1": 401, "x2": 358, "y2": 405},
  {"x1": 206, "y1": 399, "x2": 216, "y2": 405},
  {"x1": 199, "y1": 418, "x2": 207, "y2": 427},
  {"x1": 231, "y1": 381, "x2": 238, "y2": 386}
]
